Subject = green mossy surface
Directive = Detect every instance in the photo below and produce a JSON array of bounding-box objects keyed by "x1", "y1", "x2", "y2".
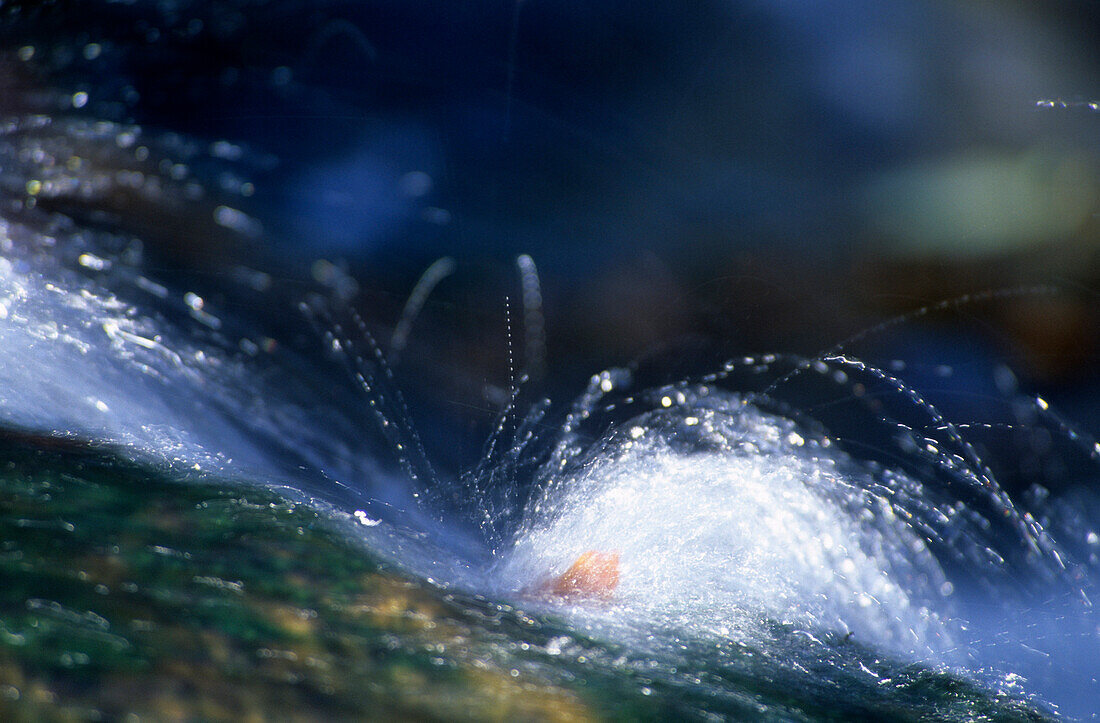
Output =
[{"x1": 0, "y1": 435, "x2": 1053, "y2": 721}]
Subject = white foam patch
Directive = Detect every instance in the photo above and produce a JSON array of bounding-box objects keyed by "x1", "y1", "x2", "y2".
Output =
[
  {"x1": 0, "y1": 249, "x2": 266, "y2": 473},
  {"x1": 498, "y1": 401, "x2": 954, "y2": 658}
]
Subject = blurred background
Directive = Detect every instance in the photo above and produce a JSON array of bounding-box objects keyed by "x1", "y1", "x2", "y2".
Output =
[{"x1": 1, "y1": 0, "x2": 1099, "y2": 482}]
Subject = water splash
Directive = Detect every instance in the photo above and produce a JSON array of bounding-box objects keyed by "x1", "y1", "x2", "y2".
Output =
[
  {"x1": 500, "y1": 388, "x2": 957, "y2": 657},
  {"x1": 0, "y1": 117, "x2": 1097, "y2": 718}
]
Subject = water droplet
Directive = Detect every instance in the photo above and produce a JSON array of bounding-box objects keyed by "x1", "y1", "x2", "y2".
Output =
[{"x1": 354, "y1": 510, "x2": 381, "y2": 527}]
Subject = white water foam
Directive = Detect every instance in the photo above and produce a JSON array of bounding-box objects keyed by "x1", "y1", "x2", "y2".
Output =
[{"x1": 497, "y1": 393, "x2": 955, "y2": 660}]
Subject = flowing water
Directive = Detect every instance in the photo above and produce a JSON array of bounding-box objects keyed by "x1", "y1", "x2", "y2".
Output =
[
  {"x1": 2, "y1": 5, "x2": 1100, "y2": 718},
  {"x1": 1, "y1": 148, "x2": 1099, "y2": 719}
]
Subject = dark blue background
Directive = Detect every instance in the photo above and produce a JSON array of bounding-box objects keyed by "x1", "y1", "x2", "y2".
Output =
[{"x1": 3, "y1": 0, "x2": 1100, "y2": 484}]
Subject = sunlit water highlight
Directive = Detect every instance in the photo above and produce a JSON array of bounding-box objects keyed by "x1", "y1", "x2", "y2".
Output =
[{"x1": 498, "y1": 391, "x2": 955, "y2": 660}]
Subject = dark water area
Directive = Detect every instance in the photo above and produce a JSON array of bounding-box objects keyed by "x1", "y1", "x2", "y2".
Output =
[{"x1": 1, "y1": 0, "x2": 1100, "y2": 720}]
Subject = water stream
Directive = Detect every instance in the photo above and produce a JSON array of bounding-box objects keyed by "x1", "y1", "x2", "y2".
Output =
[
  {"x1": 1, "y1": 199, "x2": 1098, "y2": 717},
  {"x1": 1, "y1": 3, "x2": 1099, "y2": 716}
]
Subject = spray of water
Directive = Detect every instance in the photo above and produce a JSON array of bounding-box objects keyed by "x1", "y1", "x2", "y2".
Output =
[{"x1": 1, "y1": 115, "x2": 1098, "y2": 717}]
